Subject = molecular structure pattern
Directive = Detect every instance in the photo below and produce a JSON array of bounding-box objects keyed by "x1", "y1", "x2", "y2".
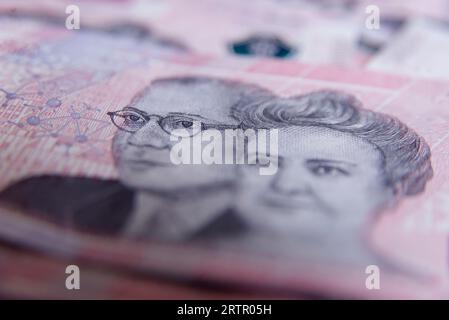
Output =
[
  {"x1": 5, "y1": 96, "x2": 112, "y2": 157},
  {"x1": 0, "y1": 62, "x2": 114, "y2": 158},
  {"x1": 0, "y1": 31, "x2": 134, "y2": 158},
  {"x1": 0, "y1": 73, "x2": 47, "y2": 108}
]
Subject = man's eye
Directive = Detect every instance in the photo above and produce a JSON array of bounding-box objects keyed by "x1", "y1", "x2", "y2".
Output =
[
  {"x1": 119, "y1": 112, "x2": 146, "y2": 130},
  {"x1": 311, "y1": 165, "x2": 348, "y2": 177},
  {"x1": 127, "y1": 114, "x2": 142, "y2": 122},
  {"x1": 163, "y1": 117, "x2": 200, "y2": 137},
  {"x1": 167, "y1": 119, "x2": 196, "y2": 131},
  {"x1": 118, "y1": 112, "x2": 145, "y2": 123}
]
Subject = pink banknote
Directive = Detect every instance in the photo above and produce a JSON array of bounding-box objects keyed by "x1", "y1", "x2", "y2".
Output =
[
  {"x1": 5, "y1": 0, "x2": 449, "y2": 67},
  {"x1": 0, "y1": 0, "x2": 412, "y2": 66},
  {"x1": 0, "y1": 16, "x2": 449, "y2": 299},
  {"x1": 368, "y1": 18, "x2": 449, "y2": 80},
  {"x1": 0, "y1": 245, "x2": 283, "y2": 299}
]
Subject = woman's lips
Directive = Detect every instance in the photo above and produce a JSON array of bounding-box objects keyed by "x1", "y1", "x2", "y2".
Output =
[
  {"x1": 261, "y1": 194, "x2": 316, "y2": 210},
  {"x1": 124, "y1": 158, "x2": 173, "y2": 168}
]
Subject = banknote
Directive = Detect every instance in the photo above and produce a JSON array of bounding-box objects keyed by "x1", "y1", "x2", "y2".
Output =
[
  {"x1": 0, "y1": 16, "x2": 449, "y2": 299},
  {"x1": 0, "y1": 245, "x2": 285, "y2": 299},
  {"x1": 359, "y1": 0, "x2": 449, "y2": 21},
  {"x1": 368, "y1": 18, "x2": 449, "y2": 80},
  {"x1": 8, "y1": 0, "x2": 449, "y2": 68},
  {"x1": 0, "y1": 0, "x2": 403, "y2": 66}
]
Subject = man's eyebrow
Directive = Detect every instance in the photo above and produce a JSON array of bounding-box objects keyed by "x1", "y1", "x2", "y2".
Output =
[
  {"x1": 120, "y1": 109, "x2": 226, "y2": 125},
  {"x1": 305, "y1": 158, "x2": 357, "y2": 167},
  {"x1": 121, "y1": 109, "x2": 222, "y2": 123},
  {"x1": 167, "y1": 112, "x2": 213, "y2": 121},
  {"x1": 123, "y1": 106, "x2": 149, "y2": 115}
]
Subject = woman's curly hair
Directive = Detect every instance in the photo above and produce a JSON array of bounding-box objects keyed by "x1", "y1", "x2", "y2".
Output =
[{"x1": 232, "y1": 90, "x2": 433, "y2": 197}]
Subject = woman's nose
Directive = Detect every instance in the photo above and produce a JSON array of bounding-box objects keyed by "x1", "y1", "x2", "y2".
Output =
[
  {"x1": 126, "y1": 118, "x2": 170, "y2": 149},
  {"x1": 270, "y1": 165, "x2": 311, "y2": 195}
]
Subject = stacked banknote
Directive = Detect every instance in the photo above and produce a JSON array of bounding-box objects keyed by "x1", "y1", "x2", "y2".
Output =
[{"x1": 0, "y1": 0, "x2": 449, "y2": 299}]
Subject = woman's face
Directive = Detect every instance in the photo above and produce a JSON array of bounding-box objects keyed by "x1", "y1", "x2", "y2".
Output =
[{"x1": 235, "y1": 126, "x2": 393, "y2": 239}]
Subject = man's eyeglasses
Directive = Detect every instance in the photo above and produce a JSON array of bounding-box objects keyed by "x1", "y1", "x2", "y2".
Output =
[{"x1": 107, "y1": 107, "x2": 242, "y2": 137}]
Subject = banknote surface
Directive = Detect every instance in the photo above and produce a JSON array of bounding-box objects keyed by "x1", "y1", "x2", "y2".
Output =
[
  {"x1": 0, "y1": 245, "x2": 287, "y2": 299},
  {"x1": 0, "y1": 15, "x2": 449, "y2": 299},
  {"x1": 0, "y1": 0, "x2": 408, "y2": 66},
  {"x1": 368, "y1": 18, "x2": 449, "y2": 80}
]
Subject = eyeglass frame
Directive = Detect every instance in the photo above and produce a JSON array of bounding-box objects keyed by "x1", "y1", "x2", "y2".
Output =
[{"x1": 107, "y1": 107, "x2": 244, "y2": 135}]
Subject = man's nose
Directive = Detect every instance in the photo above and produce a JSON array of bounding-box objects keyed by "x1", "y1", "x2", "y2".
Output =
[
  {"x1": 126, "y1": 118, "x2": 170, "y2": 149},
  {"x1": 270, "y1": 164, "x2": 311, "y2": 195}
]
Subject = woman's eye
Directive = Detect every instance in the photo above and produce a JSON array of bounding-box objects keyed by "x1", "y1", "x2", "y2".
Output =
[
  {"x1": 180, "y1": 121, "x2": 193, "y2": 128},
  {"x1": 246, "y1": 154, "x2": 277, "y2": 168},
  {"x1": 311, "y1": 165, "x2": 348, "y2": 177}
]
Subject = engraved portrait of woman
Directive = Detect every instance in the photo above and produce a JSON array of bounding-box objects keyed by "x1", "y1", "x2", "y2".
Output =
[{"x1": 226, "y1": 90, "x2": 433, "y2": 267}]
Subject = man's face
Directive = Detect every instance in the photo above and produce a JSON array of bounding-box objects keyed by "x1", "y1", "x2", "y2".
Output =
[
  {"x1": 111, "y1": 80, "x2": 241, "y2": 192},
  {"x1": 235, "y1": 126, "x2": 393, "y2": 239}
]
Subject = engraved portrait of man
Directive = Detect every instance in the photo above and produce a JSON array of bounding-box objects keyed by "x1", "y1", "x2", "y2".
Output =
[{"x1": 0, "y1": 76, "x2": 273, "y2": 238}]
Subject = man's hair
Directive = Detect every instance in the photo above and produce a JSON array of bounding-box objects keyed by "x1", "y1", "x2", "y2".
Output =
[
  {"x1": 232, "y1": 90, "x2": 433, "y2": 197},
  {"x1": 129, "y1": 76, "x2": 274, "y2": 112}
]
